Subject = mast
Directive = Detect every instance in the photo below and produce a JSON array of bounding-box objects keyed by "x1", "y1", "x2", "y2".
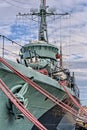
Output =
[
  {"x1": 60, "y1": 44, "x2": 63, "y2": 69},
  {"x1": 39, "y1": 0, "x2": 48, "y2": 42},
  {"x1": 17, "y1": 0, "x2": 69, "y2": 44},
  {"x1": 59, "y1": 17, "x2": 63, "y2": 69}
]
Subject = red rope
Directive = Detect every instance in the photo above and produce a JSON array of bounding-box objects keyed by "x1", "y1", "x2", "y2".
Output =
[
  {"x1": 0, "y1": 57, "x2": 86, "y2": 123},
  {"x1": 59, "y1": 81, "x2": 87, "y2": 121},
  {"x1": 0, "y1": 79, "x2": 47, "y2": 130},
  {"x1": 0, "y1": 57, "x2": 78, "y2": 116}
]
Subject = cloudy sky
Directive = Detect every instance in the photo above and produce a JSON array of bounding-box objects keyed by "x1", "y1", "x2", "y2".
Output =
[{"x1": 0, "y1": 0, "x2": 87, "y2": 105}]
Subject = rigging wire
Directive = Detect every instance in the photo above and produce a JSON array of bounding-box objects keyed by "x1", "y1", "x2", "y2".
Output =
[
  {"x1": 9, "y1": 0, "x2": 33, "y2": 5},
  {"x1": 0, "y1": 46, "x2": 19, "y2": 56},
  {"x1": 16, "y1": 13, "x2": 39, "y2": 23},
  {"x1": 4, "y1": 0, "x2": 30, "y2": 9},
  {"x1": 65, "y1": 14, "x2": 71, "y2": 69}
]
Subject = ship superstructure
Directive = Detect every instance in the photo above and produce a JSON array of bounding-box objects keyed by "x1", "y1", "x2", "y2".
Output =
[{"x1": 0, "y1": 0, "x2": 87, "y2": 130}]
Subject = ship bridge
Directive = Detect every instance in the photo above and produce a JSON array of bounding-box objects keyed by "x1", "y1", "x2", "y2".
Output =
[
  {"x1": 20, "y1": 41, "x2": 59, "y2": 61},
  {"x1": 19, "y1": 41, "x2": 59, "y2": 70}
]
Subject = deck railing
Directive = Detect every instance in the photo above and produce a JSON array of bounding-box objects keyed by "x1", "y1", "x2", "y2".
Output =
[{"x1": 0, "y1": 35, "x2": 21, "y2": 61}]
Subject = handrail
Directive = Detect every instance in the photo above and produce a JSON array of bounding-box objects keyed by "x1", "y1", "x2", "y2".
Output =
[{"x1": 0, "y1": 35, "x2": 21, "y2": 59}]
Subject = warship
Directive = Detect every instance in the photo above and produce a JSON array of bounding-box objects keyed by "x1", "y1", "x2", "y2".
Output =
[{"x1": 0, "y1": 0, "x2": 86, "y2": 130}]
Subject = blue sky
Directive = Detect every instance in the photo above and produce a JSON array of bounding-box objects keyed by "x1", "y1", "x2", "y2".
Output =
[{"x1": 0, "y1": 0, "x2": 87, "y2": 105}]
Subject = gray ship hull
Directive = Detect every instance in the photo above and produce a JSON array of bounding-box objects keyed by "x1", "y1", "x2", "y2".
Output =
[{"x1": 0, "y1": 59, "x2": 77, "y2": 130}]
